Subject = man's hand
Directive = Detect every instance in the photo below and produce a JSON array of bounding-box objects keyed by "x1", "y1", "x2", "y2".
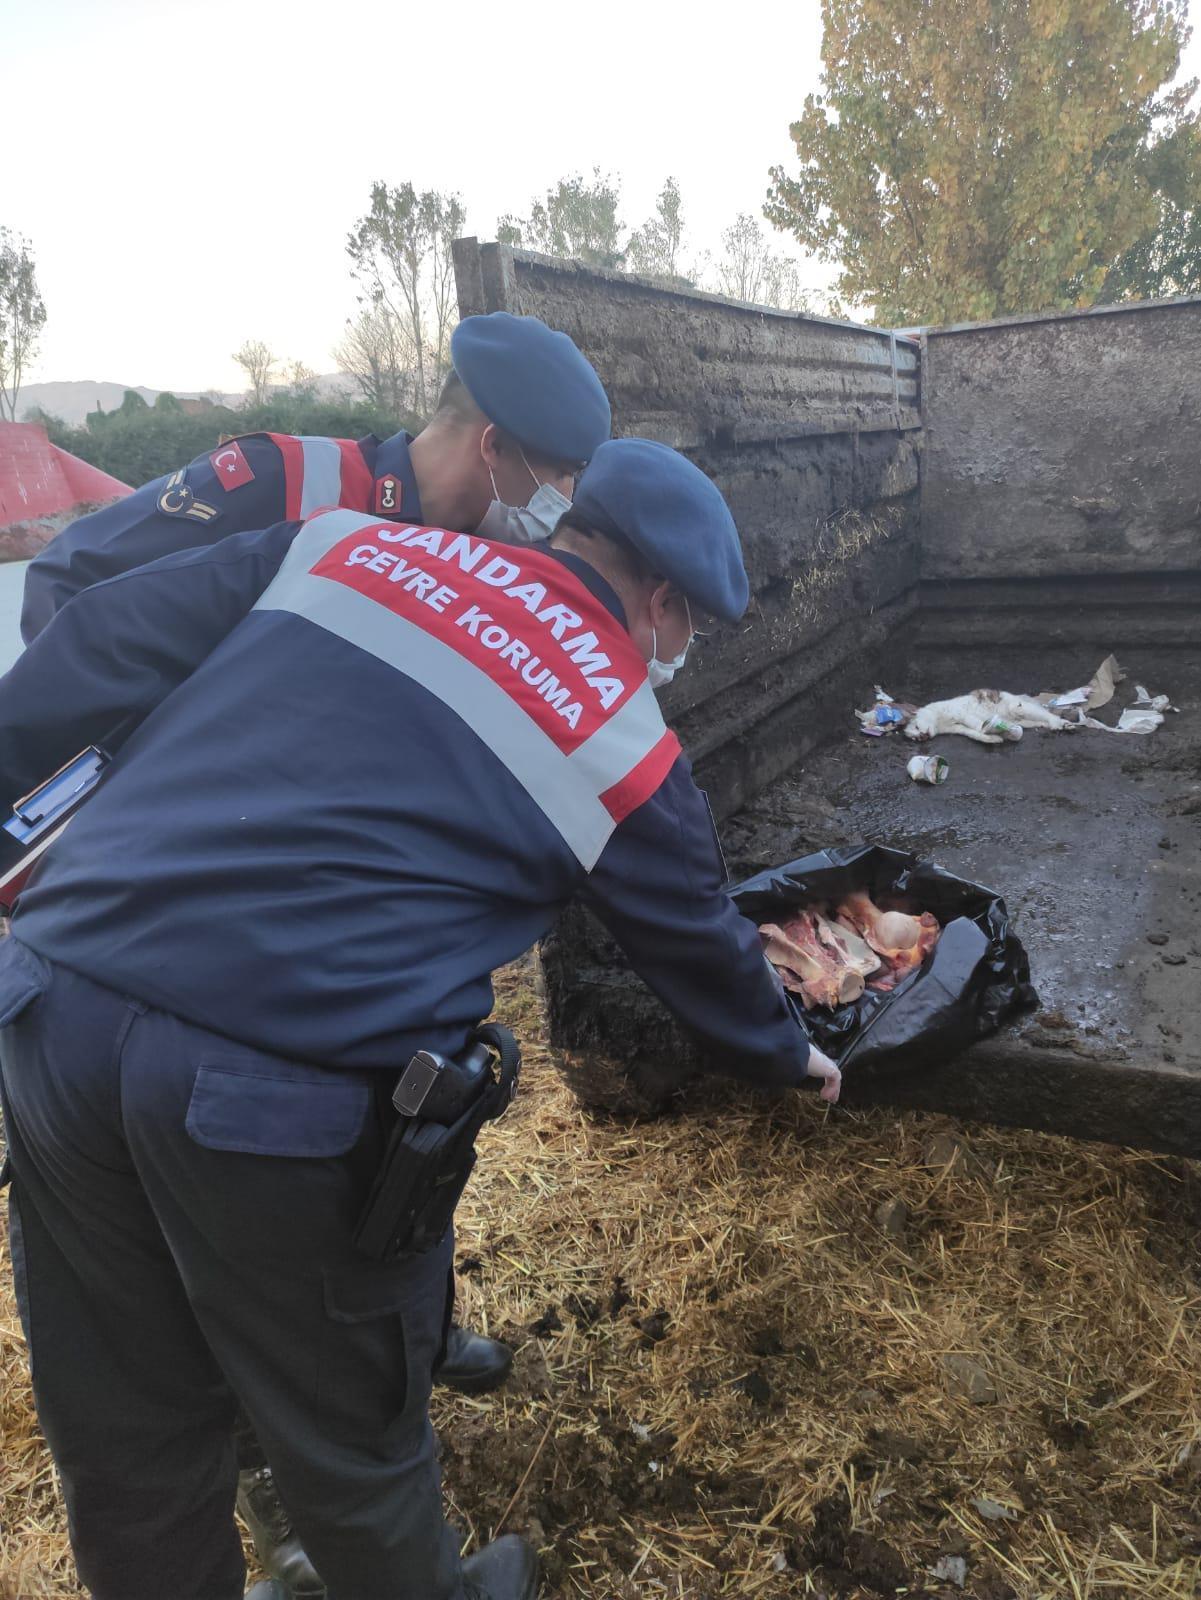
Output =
[{"x1": 806, "y1": 1044, "x2": 842, "y2": 1104}]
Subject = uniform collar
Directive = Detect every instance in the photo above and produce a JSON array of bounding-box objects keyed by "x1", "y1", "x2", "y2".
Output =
[
  {"x1": 362, "y1": 432, "x2": 421, "y2": 522},
  {"x1": 542, "y1": 547, "x2": 627, "y2": 628}
]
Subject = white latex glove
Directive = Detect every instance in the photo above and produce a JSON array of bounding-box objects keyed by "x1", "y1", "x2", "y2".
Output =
[{"x1": 805, "y1": 1045, "x2": 842, "y2": 1104}]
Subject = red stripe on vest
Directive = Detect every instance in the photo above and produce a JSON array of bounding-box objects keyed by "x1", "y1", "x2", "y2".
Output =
[
  {"x1": 598, "y1": 730, "x2": 681, "y2": 823},
  {"x1": 336, "y1": 439, "x2": 374, "y2": 512},
  {"x1": 274, "y1": 434, "x2": 305, "y2": 522}
]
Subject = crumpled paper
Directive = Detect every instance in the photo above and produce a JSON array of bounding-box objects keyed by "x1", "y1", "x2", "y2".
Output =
[{"x1": 1045, "y1": 656, "x2": 1176, "y2": 735}]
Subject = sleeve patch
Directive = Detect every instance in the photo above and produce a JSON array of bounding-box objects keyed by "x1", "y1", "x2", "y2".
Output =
[
  {"x1": 209, "y1": 440, "x2": 257, "y2": 491},
  {"x1": 157, "y1": 470, "x2": 220, "y2": 524}
]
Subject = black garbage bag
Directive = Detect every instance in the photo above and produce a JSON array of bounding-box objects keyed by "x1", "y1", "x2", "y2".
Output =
[{"x1": 730, "y1": 844, "x2": 1038, "y2": 1074}]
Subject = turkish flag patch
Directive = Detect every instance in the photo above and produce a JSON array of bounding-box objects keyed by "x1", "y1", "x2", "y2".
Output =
[
  {"x1": 209, "y1": 440, "x2": 256, "y2": 491},
  {"x1": 375, "y1": 474, "x2": 402, "y2": 516}
]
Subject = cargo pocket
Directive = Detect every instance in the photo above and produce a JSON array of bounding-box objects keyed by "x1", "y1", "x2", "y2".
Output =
[
  {"x1": 318, "y1": 1260, "x2": 413, "y2": 1445},
  {"x1": 185, "y1": 1055, "x2": 371, "y2": 1158}
]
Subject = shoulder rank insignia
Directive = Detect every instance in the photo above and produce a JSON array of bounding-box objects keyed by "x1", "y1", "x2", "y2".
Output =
[
  {"x1": 375, "y1": 474, "x2": 402, "y2": 515},
  {"x1": 157, "y1": 470, "x2": 220, "y2": 524}
]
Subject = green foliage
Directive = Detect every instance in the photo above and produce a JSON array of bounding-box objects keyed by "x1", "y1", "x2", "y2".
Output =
[
  {"x1": 1102, "y1": 121, "x2": 1201, "y2": 299},
  {"x1": 626, "y1": 178, "x2": 689, "y2": 283},
  {"x1": 766, "y1": 0, "x2": 1198, "y2": 325},
  {"x1": 499, "y1": 171, "x2": 626, "y2": 269},
  {"x1": 48, "y1": 394, "x2": 418, "y2": 489},
  {"x1": 0, "y1": 229, "x2": 48, "y2": 421}
]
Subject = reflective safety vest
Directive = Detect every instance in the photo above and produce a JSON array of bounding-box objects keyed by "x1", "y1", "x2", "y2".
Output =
[
  {"x1": 251, "y1": 433, "x2": 378, "y2": 522},
  {"x1": 255, "y1": 508, "x2": 682, "y2": 868}
]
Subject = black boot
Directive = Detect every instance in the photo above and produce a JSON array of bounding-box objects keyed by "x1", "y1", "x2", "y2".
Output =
[
  {"x1": 237, "y1": 1463, "x2": 325, "y2": 1597},
  {"x1": 434, "y1": 1323, "x2": 514, "y2": 1395},
  {"x1": 462, "y1": 1534, "x2": 539, "y2": 1600}
]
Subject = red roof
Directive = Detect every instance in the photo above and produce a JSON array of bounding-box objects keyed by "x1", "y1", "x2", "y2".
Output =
[{"x1": 0, "y1": 420, "x2": 131, "y2": 532}]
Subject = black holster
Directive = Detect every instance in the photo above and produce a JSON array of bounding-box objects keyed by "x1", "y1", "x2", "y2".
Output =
[{"x1": 353, "y1": 1023, "x2": 520, "y2": 1263}]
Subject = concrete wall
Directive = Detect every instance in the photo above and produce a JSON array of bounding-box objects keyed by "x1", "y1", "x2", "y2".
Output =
[
  {"x1": 921, "y1": 296, "x2": 1201, "y2": 584},
  {"x1": 452, "y1": 248, "x2": 1201, "y2": 1141},
  {"x1": 453, "y1": 240, "x2": 922, "y2": 820}
]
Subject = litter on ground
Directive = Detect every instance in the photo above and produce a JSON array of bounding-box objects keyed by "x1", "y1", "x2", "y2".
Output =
[{"x1": 858, "y1": 655, "x2": 1179, "y2": 746}]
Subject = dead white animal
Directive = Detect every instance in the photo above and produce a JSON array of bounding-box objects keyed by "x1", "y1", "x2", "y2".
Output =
[{"x1": 905, "y1": 689, "x2": 1073, "y2": 744}]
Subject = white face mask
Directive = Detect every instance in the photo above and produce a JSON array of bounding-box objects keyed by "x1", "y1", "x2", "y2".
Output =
[
  {"x1": 646, "y1": 598, "x2": 694, "y2": 690},
  {"x1": 476, "y1": 449, "x2": 571, "y2": 545}
]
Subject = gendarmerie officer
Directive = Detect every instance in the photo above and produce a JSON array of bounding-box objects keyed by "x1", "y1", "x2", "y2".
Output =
[
  {"x1": 0, "y1": 437, "x2": 838, "y2": 1600},
  {"x1": 20, "y1": 310, "x2": 606, "y2": 643},
  {"x1": 13, "y1": 311, "x2": 612, "y2": 1592}
]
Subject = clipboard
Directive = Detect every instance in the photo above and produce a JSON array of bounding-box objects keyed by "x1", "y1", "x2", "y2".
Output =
[{"x1": 0, "y1": 747, "x2": 109, "y2": 914}]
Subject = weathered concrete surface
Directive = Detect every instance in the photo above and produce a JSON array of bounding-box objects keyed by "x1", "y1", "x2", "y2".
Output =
[
  {"x1": 454, "y1": 241, "x2": 920, "y2": 448},
  {"x1": 547, "y1": 645, "x2": 1201, "y2": 1155},
  {"x1": 922, "y1": 297, "x2": 1201, "y2": 584},
  {"x1": 917, "y1": 573, "x2": 1201, "y2": 653}
]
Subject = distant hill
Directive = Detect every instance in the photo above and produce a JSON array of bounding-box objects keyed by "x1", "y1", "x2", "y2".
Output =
[{"x1": 18, "y1": 375, "x2": 351, "y2": 428}]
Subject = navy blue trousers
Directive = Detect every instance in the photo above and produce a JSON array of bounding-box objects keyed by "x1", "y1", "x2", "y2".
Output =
[{"x1": 0, "y1": 937, "x2": 463, "y2": 1600}]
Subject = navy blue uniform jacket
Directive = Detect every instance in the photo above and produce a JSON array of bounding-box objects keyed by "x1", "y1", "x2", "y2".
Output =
[
  {"x1": 1, "y1": 507, "x2": 810, "y2": 1089},
  {"x1": 20, "y1": 428, "x2": 418, "y2": 643}
]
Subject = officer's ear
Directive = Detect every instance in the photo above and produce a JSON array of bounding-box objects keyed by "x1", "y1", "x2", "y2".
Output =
[
  {"x1": 647, "y1": 579, "x2": 675, "y2": 629},
  {"x1": 479, "y1": 422, "x2": 503, "y2": 470}
]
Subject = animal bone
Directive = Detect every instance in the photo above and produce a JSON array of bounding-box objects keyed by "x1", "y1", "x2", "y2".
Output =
[
  {"x1": 760, "y1": 917, "x2": 866, "y2": 1011},
  {"x1": 810, "y1": 909, "x2": 882, "y2": 978},
  {"x1": 834, "y1": 891, "x2": 939, "y2": 987}
]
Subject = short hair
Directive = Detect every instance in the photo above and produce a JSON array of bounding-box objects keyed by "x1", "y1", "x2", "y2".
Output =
[
  {"x1": 552, "y1": 512, "x2": 657, "y2": 585},
  {"x1": 435, "y1": 370, "x2": 481, "y2": 421}
]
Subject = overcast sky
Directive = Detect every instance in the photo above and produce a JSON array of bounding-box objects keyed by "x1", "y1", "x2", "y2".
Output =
[{"x1": 6, "y1": 0, "x2": 1199, "y2": 395}]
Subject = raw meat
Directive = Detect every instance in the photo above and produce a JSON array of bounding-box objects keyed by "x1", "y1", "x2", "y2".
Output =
[
  {"x1": 810, "y1": 909, "x2": 882, "y2": 978},
  {"x1": 835, "y1": 890, "x2": 939, "y2": 988},
  {"x1": 761, "y1": 893, "x2": 941, "y2": 1012},
  {"x1": 760, "y1": 917, "x2": 866, "y2": 1011}
]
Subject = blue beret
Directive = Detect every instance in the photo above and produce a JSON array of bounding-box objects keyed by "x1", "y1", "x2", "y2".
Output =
[
  {"x1": 572, "y1": 438, "x2": 750, "y2": 622},
  {"x1": 451, "y1": 312, "x2": 611, "y2": 466}
]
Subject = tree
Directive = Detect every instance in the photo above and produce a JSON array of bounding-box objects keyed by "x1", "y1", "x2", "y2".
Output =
[
  {"x1": 1102, "y1": 121, "x2": 1201, "y2": 300},
  {"x1": 498, "y1": 170, "x2": 626, "y2": 269},
  {"x1": 232, "y1": 339, "x2": 279, "y2": 405},
  {"x1": 347, "y1": 182, "x2": 466, "y2": 421},
  {"x1": 715, "y1": 213, "x2": 770, "y2": 303},
  {"x1": 282, "y1": 360, "x2": 319, "y2": 400},
  {"x1": 765, "y1": 0, "x2": 1198, "y2": 326},
  {"x1": 760, "y1": 254, "x2": 815, "y2": 313},
  {"x1": 0, "y1": 229, "x2": 48, "y2": 422},
  {"x1": 714, "y1": 213, "x2": 814, "y2": 310},
  {"x1": 627, "y1": 178, "x2": 688, "y2": 283},
  {"x1": 335, "y1": 300, "x2": 414, "y2": 415}
]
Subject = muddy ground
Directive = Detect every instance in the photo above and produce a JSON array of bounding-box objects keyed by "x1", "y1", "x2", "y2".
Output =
[
  {"x1": 723, "y1": 643, "x2": 1201, "y2": 1073},
  {"x1": 546, "y1": 641, "x2": 1200, "y2": 1152}
]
